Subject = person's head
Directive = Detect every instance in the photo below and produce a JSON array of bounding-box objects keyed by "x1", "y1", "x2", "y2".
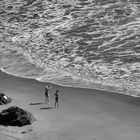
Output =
[
  {"x1": 46, "y1": 85, "x2": 51, "y2": 89},
  {"x1": 56, "y1": 90, "x2": 58, "y2": 93}
]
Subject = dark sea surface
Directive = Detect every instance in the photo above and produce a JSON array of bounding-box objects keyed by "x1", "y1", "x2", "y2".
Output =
[{"x1": 0, "y1": 0, "x2": 140, "y2": 96}]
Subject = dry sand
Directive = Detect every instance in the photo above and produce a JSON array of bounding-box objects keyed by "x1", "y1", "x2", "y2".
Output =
[{"x1": 0, "y1": 71, "x2": 140, "y2": 140}]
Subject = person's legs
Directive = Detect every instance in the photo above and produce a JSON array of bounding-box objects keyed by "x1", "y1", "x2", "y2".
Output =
[
  {"x1": 55, "y1": 100, "x2": 59, "y2": 108},
  {"x1": 55, "y1": 100, "x2": 57, "y2": 108},
  {"x1": 45, "y1": 97, "x2": 49, "y2": 104},
  {"x1": 57, "y1": 101, "x2": 59, "y2": 108}
]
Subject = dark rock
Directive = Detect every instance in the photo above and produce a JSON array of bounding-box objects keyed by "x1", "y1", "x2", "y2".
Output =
[{"x1": 0, "y1": 106, "x2": 35, "y2": 126}]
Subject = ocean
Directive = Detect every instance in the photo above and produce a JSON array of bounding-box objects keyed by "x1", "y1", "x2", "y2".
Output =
[{"x1": 0, "y1": 0, "x2": 140, "y2": 96}]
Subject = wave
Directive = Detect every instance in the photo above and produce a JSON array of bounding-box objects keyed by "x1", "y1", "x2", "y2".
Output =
[
  {"x1": 0, "y1": 0, "x2": 140, "y2": 97},
  {"x1": 0, "y1": 48, "x2": 139, "y2": 98},
  {"x1": 1, "y1": 67, "x2": 140, "y2": 99}
]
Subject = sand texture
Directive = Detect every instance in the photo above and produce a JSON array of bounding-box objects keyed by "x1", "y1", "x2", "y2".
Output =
[{"x1": 0, "y1": 71, "x2": 140, "y2": 140}]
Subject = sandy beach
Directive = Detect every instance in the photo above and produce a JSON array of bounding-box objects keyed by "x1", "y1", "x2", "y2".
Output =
[{"x1": 0, "y1": 70, "x2": 140, "y2": 140}]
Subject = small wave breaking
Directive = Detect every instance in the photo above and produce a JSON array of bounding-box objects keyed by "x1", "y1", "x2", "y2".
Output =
[{"x1": 1, "y1": 0, "x2": 140, "y2": 97}]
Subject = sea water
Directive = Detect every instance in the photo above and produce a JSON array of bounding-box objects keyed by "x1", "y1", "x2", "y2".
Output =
[{"x1": 0, "y1": 0, "x2": 140, "y2": 97}]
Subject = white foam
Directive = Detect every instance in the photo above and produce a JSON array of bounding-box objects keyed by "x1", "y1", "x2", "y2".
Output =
[{"x1": 1, "y1": 68, "x2": 139, "y2": 98}]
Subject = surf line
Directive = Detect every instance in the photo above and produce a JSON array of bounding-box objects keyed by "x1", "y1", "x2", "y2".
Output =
[{"x1": 0, "y1": 68, "x2": 139, "y2": 98}]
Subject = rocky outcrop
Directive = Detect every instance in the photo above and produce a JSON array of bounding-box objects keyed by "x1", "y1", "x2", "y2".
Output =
[{"x1": 0, "y1": 106, "x2": 35, "y2": 126}]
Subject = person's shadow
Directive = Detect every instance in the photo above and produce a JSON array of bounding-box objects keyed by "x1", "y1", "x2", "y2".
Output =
[
  {"x1": 29, "y1": 103, "x2": 54, "y2": 109},
  {"x1": 29, "y1": 102, "x2": 44, "y2": 105},
  {"x1": 40, "y1": 107, "x2": 54, "y2": 110}
]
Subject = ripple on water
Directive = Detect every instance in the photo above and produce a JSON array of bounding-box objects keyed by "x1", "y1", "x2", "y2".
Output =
[{"x1": 0, "y1": 0, "x2": 140, "y2": 96}]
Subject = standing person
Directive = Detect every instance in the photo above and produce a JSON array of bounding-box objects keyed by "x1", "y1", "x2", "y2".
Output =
[
  {"x1": 44, "y1": 85, "x2": 52, "y2": 104},
  {"x1": 54, "y1": 90, "x2": 59, "y2": 108}
]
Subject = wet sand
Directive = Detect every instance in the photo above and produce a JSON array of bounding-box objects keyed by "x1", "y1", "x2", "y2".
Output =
[{"x1": 0, "y1": 70, "x2": 140, "y2": 140}]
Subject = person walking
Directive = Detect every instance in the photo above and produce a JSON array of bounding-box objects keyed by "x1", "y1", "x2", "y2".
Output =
[
  {"x1": 54, "y1": 90, "x2": 59, "y2": 108},
  {"x1": 44, "y1": 85, "x2": 52, "y2": 104}
]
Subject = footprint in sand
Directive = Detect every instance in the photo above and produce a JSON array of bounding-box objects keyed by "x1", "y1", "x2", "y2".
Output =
[{"x1": 21, "y1": 129, "x2": 33, "y2": 134}]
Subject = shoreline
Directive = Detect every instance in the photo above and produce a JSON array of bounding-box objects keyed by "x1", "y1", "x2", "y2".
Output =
[
  {"x1": 1, "y1": 68, "x2": 139, "y2": 98},
  {"x1": 1, "y1": 66, "x2": 140, "y2": 140}
]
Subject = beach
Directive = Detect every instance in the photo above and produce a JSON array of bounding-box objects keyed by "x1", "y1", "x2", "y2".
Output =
[{"x1": 0, "y1": 70, "x2": 140, "y2": 140}]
